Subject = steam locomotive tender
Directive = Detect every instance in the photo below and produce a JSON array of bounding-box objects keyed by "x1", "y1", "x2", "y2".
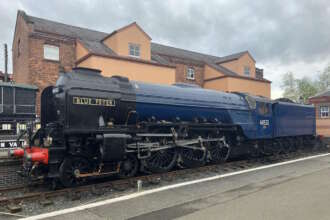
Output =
[{"x1": 11, "y1": 68, "x2": 316, "y2": 187}]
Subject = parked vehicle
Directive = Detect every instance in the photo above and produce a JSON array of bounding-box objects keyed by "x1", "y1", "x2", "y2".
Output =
[
  {"x1": 10, "y1": 68, "x2": 317, "y2": 187},
  {"x1": 0, "y1": 82, "x2": 38, "y2": 150}
]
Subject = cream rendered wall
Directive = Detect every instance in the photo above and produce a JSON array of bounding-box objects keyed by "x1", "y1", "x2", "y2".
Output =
[
  {"x1": 76, "y1": 41, "x2": 89, "y2": 60},
  {"x1": 227, "y1": 77, "x2": 270, "y2": 97},
  {"x1": 103, "y1": 25, "x2": 151, "y2": 60},
  {"x1": 78, "y1": 55, "x2": 175, "y2": 85},
  {"x1": 203, "y1": 78, "x2": 229, "y2": 91},
  {"x1": 220, "y1": 53, "x2": 256, "y2": 78},
  {"x1": 204, "y1": 65, "x2": 225, "y2": 79},
  {"x1": 204, "y1": 77, "x2": 270, "y2": 98}
]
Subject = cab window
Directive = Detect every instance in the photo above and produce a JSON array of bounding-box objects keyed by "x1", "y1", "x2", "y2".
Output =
[{"x1": 258, "y1": 102, "x2": 270, "y2": 115}]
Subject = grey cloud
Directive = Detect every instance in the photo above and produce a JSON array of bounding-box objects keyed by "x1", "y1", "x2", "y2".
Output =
[{"x1": 0, "y1": 0, "x2": 329, "y2": 74}]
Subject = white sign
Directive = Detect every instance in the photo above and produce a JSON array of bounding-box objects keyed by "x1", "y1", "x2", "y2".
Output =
[{"x1": 260, "y1": 119, "x2": 270, "y2": 127}]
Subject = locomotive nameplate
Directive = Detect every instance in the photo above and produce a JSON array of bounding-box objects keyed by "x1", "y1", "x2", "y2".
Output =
[{"x1": 73, "y1": 96, "x2": 115, "y2": 107}]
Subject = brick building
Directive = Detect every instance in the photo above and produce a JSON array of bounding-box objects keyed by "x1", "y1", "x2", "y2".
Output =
[
  {"x1": 12, "y1": 10, "x2": 271, "y2": 115},
  {"x1": 309, "y1": 90, "x2": 330, "y2": 137}
]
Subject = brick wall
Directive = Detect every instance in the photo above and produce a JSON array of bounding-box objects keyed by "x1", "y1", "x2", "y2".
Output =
[
  {"x1": 12, "y1": 14, "x2": 31, "y2": 84},
  {"x1": 28, "y1": 36, "x2": 76, "y2": 115},
  {"x1": 314, "y1": 102, "x2": 330, "y2": 119},
  {"x1": 154, "y1": 54, "x2": 205, "y2": 86},
  {"x1": 175, "y1": 63, "x2": 204, "y2": 86},
  {"x1": 313, "y1": 102, "x2": 330, "y2": 137},
  {"x1": 12, "y1": 14, "x2": 76, "y2": 116}
]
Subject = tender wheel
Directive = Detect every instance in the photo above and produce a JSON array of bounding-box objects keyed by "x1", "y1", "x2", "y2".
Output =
[
  {"x1": 282, "y1": 139, "x2": 291, "y2": 154},
  {"x1": 259, "y1": 141, "x2": 273, "y2": 156},
  {"x1": 208, "y1": 140, "x2": 231, "y2": 163},
  {"x1": 59, "y1": 157, "x2": 90, "y2": 188},
  {"x1": 144, "y1": 148, "x2": 178, "y2": 173},
  {"x1": 118, "y1": 154, "x2": 139, "y2": 178},
  {"x1": 179, "y1": 146, "x2": 206, "y2": 168}
]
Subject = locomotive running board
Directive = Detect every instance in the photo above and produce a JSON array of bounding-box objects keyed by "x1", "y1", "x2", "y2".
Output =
[{"x1": 126, "y1": 137, "x2": 226, "y2": 152}]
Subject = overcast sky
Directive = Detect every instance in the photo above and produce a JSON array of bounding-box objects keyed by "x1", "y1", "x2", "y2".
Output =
[{"x1": 0, "y1": 0, "x2": 329, "y2": 98}]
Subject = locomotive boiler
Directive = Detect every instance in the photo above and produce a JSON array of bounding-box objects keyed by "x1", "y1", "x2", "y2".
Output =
[{"x1": 10, "y1": 68, "x2": 317, "y2": 187}]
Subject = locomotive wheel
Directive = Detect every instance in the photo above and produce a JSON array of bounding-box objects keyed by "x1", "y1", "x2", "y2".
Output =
[
  {"x1": 208, "y1": 140, "x2": 231, "y2": 163},
  {"x1": 59, "y1": 157, "x2": 90, "y2": 188},
  {"x1": 118, "y1": 154, "x2": 139, "y2": 178},
  {"x1": 282, "y1": 139, "x2": 291, "y2": 154},
  {"x1": 179, "y1": 147, "x2": 206, "y2": 168},
  {"x1": 144, "y1": 148, "x2": 178, "y2": 173}
]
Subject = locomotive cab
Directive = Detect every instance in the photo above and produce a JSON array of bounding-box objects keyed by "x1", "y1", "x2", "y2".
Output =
[
  {"x1": 255, "y1": 99, "x2": 273, "y2": 139},
  {"x1": 244, "y1": 95, "x2": 273, "y2": 139}
]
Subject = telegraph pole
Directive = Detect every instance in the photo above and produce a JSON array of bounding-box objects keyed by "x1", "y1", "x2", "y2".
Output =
[{"x1": 4, "y1": 44, "x2": 8, "y2": 82}]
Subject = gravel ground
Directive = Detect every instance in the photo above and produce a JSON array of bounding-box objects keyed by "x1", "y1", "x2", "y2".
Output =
[{"x1": 0, "y1": 147, "x2": 328, "y2": 218}]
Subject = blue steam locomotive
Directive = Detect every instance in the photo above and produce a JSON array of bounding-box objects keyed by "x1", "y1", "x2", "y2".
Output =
[{"x1": 11, "y1": 68, "x2": 316, "y2": 187}]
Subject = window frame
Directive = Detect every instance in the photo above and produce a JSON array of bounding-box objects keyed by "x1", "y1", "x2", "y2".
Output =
[
  {"x1": 186, "y1": 67, "x2": 195, "y2": 80},
  {"x1": 258, "y1": 102, "x2": 271, "y2": 116},
  {"x1": 129, "y1": 43, "x2": 140, "y2": 58},
  {"x1": 320, "y1": 106, "x2": 329, "y2": 118},
  {"x1": 2, "y1": 124, "x2": 12, "y2": 131},
  {"x1": 43, "y1": 44, "x2": 60, "y2": 61},
  {"x1": 244, "y1": 66, "x2": 250, "y2": 76}
]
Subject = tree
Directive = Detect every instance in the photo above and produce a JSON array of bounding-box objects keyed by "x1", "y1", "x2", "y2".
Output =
[
  {"x1": 280, "y1": 69, "x2": 324, "y2": 104},
  {"x1": 296, "y1": 77, "x2": 318, "y2": 103},
  {"x1": 317, "y1": 66, "x2": 330, "y2": 92},
  {"x1": 281, "y1": 72, "x2": 299, "y2": 102}
]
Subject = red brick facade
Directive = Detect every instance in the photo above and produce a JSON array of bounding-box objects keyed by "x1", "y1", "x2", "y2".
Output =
[
  {"x1": 13, "y1": 13, "x2": 76, "y2": 115},
  {"x1": 153, "y1": 54, "x2": 205, "y2": 86},
  {"x1": 12, "y1": 13, "x2": 31, "y2": 84},
  {"x1": 309, "y1": 95, "x2": 330, "y2": 137}
]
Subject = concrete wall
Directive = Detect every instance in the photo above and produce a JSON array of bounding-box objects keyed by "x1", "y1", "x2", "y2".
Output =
[{"x1": 78, "y1": 55, "x2": 175, "y2": 85}]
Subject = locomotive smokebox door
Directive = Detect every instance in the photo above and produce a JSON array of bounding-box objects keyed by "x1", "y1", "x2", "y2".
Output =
[{"x1": 100, "y1": 134, "x2": 131, "y2": 161}]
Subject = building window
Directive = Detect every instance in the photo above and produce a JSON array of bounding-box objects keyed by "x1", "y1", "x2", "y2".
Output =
[
  {"x1": 187, "y1": 67, "x2": 195, "y2": 80},
  {"x1": 17, "y1": 123, "x2": 27, "y2": 131},
  {"x1": 244, "y1": 66, "x2": 250, "y2": 76},
  {"x1": 2, "y1": 124, "x2": 11, "y2": 130},
  {"x1": 17, "y1": 39, "x2": 21, "y2": 57},
  {"x1": 258, "y1": 102, "x2": 270, "y2": 115},
  {"x1": 129, "y1": 43, "x2": 140, "y2": 58},
  {"x1": 320, "y1": 106, "x2": 329, "y2": 118},
  {"x1": 44, "y1": 44, "x2": 59, "y2": 61}
]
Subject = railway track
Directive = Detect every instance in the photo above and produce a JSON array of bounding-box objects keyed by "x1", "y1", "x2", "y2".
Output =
[
  {"x1": 0, "y1": 158, "x2": 27, "y2": 190},
  {"x1": 0, "y1": 146, "x2": 328, "y2": 215}
]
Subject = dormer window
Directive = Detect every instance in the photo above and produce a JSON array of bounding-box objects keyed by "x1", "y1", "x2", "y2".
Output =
[
  {"x1": 244, "y1": 66, "x2": 250, "y2": 76},
  {"x1": 186, "y1": 67, "x2": 195, "y2": 80},
  {"x1": 129, "y1": 43, "x2": 140, "y2": 58}
]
